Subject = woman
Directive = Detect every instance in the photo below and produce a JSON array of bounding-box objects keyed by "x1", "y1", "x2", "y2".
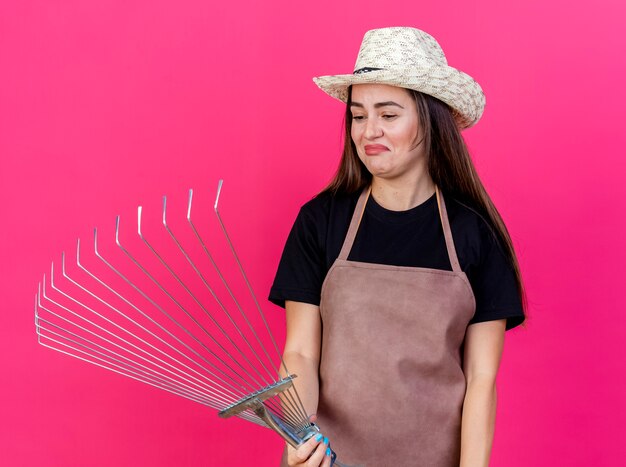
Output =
[{"x1": 269, "y1": 27, "x2": 525, "y2": 467}]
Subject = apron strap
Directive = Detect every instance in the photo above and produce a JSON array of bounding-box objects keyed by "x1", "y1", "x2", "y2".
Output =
[
  {"x1": 338, "y1": 186, "x2": 371, "y2": 260},
  {"x1": 435, "y1": 187, "x2": 462, "y2": 273}
]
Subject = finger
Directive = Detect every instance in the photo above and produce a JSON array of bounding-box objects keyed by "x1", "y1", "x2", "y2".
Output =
[
  {"x1": 286, "y1": 445, "x2": 299, "y2": 466},
  {"x1": 288, "y1": 433, "x2": 324, "y2": 465},
  {"x1": 305, "y1": 439, "x2": 328, "y2": 467},
  {"x1": 321, "y1": 446, "x2": 333, "y2": 467}
]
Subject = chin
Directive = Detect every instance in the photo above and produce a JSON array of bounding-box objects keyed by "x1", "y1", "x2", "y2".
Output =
[
  {"x1": 368, "y1": 166, "x2": 394, "y2": 178},
  {"x1": 364, "y1": 162, "x2": 388, "y2": 173}
]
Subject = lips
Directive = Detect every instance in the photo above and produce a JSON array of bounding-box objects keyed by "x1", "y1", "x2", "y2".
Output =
[{"x1": 364, "y1": 144, "x2": 389, "y2": 156}]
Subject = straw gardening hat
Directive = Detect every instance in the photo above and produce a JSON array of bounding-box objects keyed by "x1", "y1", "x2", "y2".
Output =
[{"x1": 313, "y1": 27, "x2": 486, "y2": 129}]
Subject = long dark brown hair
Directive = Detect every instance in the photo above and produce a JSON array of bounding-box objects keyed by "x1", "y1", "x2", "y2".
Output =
[{"x1": 322, "y1": 87, "x2": 526, "y2": 312}]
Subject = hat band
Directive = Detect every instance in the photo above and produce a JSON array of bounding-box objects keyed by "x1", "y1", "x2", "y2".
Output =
[{"x1": 353, "y1": 67, "x2": 383, "y2": 75}]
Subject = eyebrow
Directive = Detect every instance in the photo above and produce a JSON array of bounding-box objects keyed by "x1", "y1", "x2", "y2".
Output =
[{"x1": 350, "y1": 101, "x2": 405, "y2": 109}]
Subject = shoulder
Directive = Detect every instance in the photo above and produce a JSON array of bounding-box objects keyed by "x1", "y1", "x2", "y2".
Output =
[
  {"x1": 443, "y1": 193, "x2": 513, "y2": 281},
  {"x1": 297, "y1": 190, "x2": 360, "y2": 234},
  {"x1": 444, "y1": 195, "x2": 501, "y2": 255},
  {"x1": 268, "y1": 190, "x2": 360, "y2": 308},
  {"x1": 300, "y1": 190, "x2": 359, "y2": 218}
]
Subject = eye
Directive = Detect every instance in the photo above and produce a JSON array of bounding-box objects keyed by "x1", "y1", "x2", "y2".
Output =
[
  {"x1": 352, "y1": 115, "x2": 365, "y2": 121},
  {"x1": 382, "y1": 114, "x2": 397, "y2": 120}
]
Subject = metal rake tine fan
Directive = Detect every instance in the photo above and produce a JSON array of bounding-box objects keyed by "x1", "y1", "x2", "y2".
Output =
[{"x1": 34, "y1": 180, "x2": 338, "y2": 465}]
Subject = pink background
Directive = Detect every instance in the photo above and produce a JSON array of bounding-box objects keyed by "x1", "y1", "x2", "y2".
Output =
[{"x1": 1, "y1": 1, "x2": 625, "y2": 465}]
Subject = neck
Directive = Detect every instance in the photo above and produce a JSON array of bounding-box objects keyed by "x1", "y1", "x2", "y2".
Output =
[{"x1": 370, "y1": 173, "x2": 436, "y2": 211}]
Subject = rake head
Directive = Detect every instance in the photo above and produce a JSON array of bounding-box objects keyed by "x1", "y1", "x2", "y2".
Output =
[{"x1": 34, "y1": 181, "x2": 336, "y2": 463}]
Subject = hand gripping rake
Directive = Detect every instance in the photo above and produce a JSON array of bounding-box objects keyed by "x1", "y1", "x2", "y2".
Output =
[{"x1": 34, "y1": 181, "x2": 338, "y2": 465}]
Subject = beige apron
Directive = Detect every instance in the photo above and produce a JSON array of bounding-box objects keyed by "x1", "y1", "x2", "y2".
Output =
[{"x1": 315, "y1": 186, "x2": 476, "y2": 467}]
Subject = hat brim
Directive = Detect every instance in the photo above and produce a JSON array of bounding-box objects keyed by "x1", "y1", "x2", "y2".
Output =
[{"x1": 313, "y1": 66, "x2": 485, "y2": 129}]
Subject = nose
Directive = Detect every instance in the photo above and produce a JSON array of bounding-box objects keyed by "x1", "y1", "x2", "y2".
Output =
[{"x1": 364, "y1": 116, "x2": 383, "y2": 140}]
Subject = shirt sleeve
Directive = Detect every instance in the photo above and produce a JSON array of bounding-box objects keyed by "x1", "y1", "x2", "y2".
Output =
[
  {"x1": 468, "y1": 221, "x2": 525, "y2": 330},
  {"x1": 268, "y1": 204, "x2": 327, "y2": 308}
]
